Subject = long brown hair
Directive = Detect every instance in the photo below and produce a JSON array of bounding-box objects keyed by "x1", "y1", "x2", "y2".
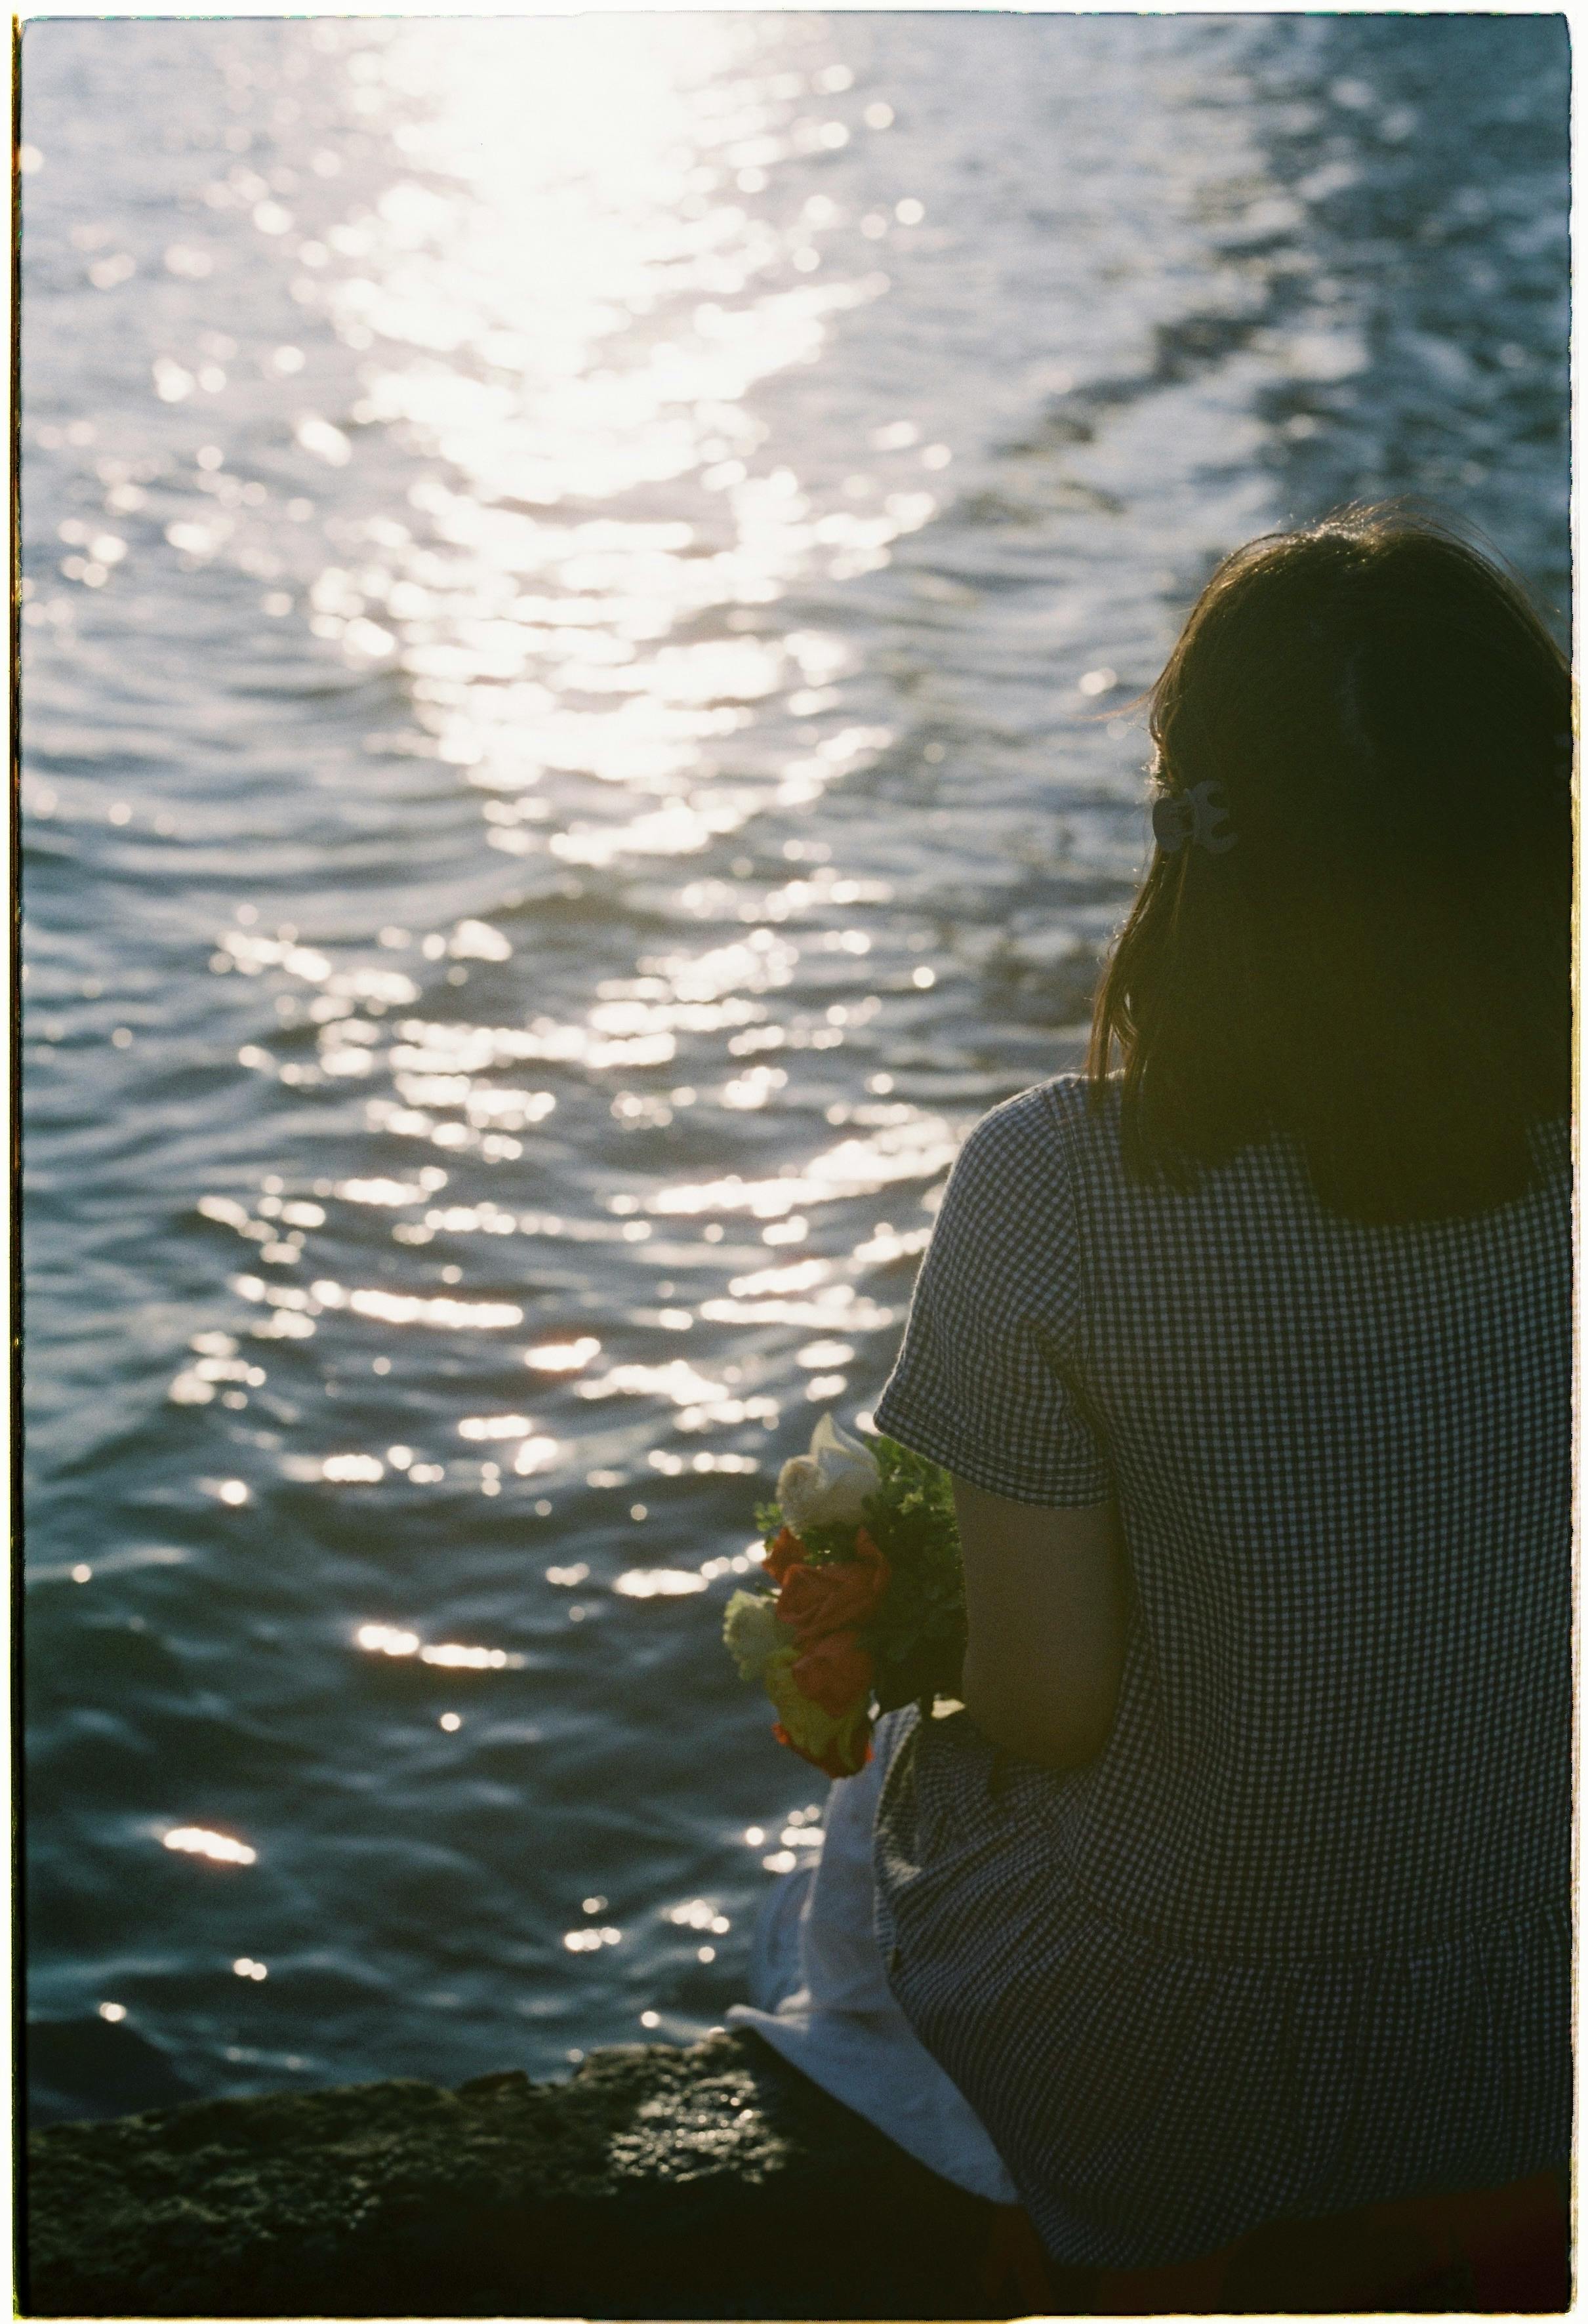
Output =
[{"x1": 1087, "y1": 504, "x2": 1572, "y2": 1223}]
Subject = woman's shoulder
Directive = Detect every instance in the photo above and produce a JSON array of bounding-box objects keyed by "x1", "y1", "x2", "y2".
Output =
[
  {"x1": 1526, "y1": 1112, "x2": 1572, "y2": 1181},
  {"x1": 933, "y1": 1078, "x2": 1122, "y2": 1262},
  {"x1": 956, "y1": 1073, "x2": 1119, "y2": 1179}
]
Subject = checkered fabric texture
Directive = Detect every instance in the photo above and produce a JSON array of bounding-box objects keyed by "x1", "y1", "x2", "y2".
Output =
[{"x1": 871, "y1": 1074, "x2": 1571, "y2": 2270}]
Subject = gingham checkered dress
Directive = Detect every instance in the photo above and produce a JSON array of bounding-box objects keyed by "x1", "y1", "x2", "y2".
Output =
[{"x1": 871, "y1": 1074, "x2": 1572, "y2": 2270}]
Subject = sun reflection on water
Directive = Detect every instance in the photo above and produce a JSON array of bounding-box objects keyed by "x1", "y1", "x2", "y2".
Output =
[{"x1": 271, "y1": 14, "x2": 915, "y2": 886}]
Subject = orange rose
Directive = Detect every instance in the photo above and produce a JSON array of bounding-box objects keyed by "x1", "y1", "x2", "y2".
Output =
[
  {"x1": 762, "y1": 1644, "x2": 873, "y2": 1778},
  {"x1": 775, "y1": 1526, "x2": 890, "y2": 1647},
  {"x1": 763, "y1": 1525, "x2": 807, "y2": 1585},
  {"x1": 791, "y1": 1627, "x2": 874, "y2": 1719}
]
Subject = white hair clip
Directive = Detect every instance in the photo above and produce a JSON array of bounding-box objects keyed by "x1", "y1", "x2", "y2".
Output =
[{"x1": 1152, "y1": 779, "x2": 1238, "y2": 855}]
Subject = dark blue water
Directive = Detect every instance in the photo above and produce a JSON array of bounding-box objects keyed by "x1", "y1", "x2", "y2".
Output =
[{"x1": 22, "y1": 12, "x2": 1569, "y2": 2122}]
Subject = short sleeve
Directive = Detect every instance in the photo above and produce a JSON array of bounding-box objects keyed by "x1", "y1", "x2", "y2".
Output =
[{"x1": 872, "y1": 1084, "x2": 1111, "y2": 1507}]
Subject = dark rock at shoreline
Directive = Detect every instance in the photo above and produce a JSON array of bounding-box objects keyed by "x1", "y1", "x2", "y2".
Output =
[{"x1": 24, "y1": 2030, "x2": 1012, "y2": 2319}]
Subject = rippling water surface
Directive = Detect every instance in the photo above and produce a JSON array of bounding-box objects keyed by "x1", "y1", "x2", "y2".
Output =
[{"x1": 22, "y1": 13, "x2": 1569, "y2": 2119}]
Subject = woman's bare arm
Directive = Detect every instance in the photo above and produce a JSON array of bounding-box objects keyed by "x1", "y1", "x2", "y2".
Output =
[{"x1": 952, "y1": 1475, "x2": 1128, "y2": 1772}]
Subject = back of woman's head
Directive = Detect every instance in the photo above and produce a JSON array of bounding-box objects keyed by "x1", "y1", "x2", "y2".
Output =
[{"x1": 1088, "y1": 503, "x2": 1572, "y2": 1224}]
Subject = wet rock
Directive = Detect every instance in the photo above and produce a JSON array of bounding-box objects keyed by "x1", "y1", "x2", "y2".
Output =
[{"x1": 24, "y1": 2031, "x2": 1006, "y2": 2319}]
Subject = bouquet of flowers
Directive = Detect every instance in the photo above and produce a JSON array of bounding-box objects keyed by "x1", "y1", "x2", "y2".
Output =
[{"x1": 722, "y1": 1414, "x2": 966, "y2": 1777}]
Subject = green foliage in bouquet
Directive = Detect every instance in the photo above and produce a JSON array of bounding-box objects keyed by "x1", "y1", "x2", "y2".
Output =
[{"x1": 756, "y1": 1436, "x2": 966, "y2": 1714}]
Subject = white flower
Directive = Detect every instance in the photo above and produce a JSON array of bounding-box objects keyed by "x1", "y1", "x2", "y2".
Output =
[
  {"x1": 722, "y1": 1589, "x2": 791, "y2": 1681},
  {"x1": 777, "y1": 1412, "x2": 881, "y2": 1536}
]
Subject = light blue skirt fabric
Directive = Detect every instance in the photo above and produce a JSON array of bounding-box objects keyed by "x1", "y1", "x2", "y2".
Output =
[{"x1": 727, "y1": 1709, "x2": 1018, "y2": 2205}]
